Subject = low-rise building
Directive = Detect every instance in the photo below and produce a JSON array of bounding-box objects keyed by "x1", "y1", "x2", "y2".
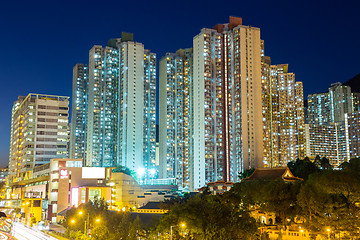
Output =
[
  {"x1": 3, "y1": 158, "x2": 176, "y2": 224},
  {"x1": 244, "y1": 167, "x2": 302, "y2": 182}
]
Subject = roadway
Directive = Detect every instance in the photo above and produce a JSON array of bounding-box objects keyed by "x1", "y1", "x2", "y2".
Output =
[{"x1": 12, "y1": 222, "x2": 57, "y2": 240}]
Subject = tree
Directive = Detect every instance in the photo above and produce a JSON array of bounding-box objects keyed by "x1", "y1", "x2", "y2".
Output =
[
  {"x1": 69, "y1": 230, "x2": 90, "y2": 240},
  {"x1": 297, "y1": 170, "x2": 360, "y2": 237},
  {"x1": 320, "y1": 157, "x2": 332, "y2": 170},
  {"x1": 297, "y1": 179, "x2": 328, "y2": 232},
  {"x1": 90, "y1": 225, "x2": 110, "y2": 240},
  {"x1": 340, "y1": 157, "x2": 360, "y2": 176},
  {"x1": 64, "y1": 197, "x2": 109, "y2": 237},
  {"x1": 112, "y1": 165, "x2": 135, "y2": 176},
  {"x1": 129, "y1": 216, "x2": 142, "y2": 240},
  {"x1": 155, "y1": 194, "x2": 258, "y2": 239},
  {"x1": 259, "y1": 180, "x2": 300, "y2": 226},
  {"x1": 287, "y1": 157, "x2": 318, "y2": 180},
  {"x1": 238, "y1": 168, "x2": 255, "y2": 180}
]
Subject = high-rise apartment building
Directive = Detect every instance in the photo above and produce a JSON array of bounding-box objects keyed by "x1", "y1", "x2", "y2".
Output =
[
  {"x1": 262, "y1": 61, "x2": 305, "y2": 167},
  {"x1": 70, "y1": 64, "x2": 88, "y2": 160},
  {"x1": 307, "y1": 92, "x2": 331, "y2": 125},
  {"x1": 117, "y1": 40, "x2": 146, "y2": 174},
  {"x1": 159, "y1": 49, "x2": 192, "y2": 187},
  {"x1": 306, "y1": 83, "x2": 354, "y2": 166},
  {"x1": 70, "y1": 33, "x2": 156, "y2": 177},
  {"x1": 328, "y1": 83, "x2": 352, "y2": 123},
  {"x1": 9, "y1": 94, "x2": 69, "y2": 182},
  {"x1": 190, "y1": 16, "x2": 263, "y2": 189},
  {"x1": 305, "y1": 123, "x2": 347, "y2": 166},
  {"x1": 86, "y1": 44, "x2": 119, "y2": 167},
  {"x1": 307, "y1": 83, "x2": 352, "y2": 125},
  {"x1": 143, "y1": 50, "x2": 157, "y2": 177},
  {"x1": 352, "y1": 92, "x2": 360, "y2": 112},
  {"x1": 345, "y1": 111, "x2": 360, "y2": 159}
]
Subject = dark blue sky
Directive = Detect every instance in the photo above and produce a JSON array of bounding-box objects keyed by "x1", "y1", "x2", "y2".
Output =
[{"x1": 0, "y1": 0, "x2": 359, "y2": 167}]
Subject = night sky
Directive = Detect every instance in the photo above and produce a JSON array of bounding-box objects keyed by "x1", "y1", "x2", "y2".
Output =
[{"x1": 0, "y1": 0, "x2": 359, "y2": 167}]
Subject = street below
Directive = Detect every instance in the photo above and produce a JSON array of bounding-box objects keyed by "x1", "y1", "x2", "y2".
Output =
[{"x1": 12, "y1": 222, "x2": 56, "y2": 240}]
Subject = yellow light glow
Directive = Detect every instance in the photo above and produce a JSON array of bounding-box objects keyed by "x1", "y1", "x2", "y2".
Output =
[
  {"x1": 71, "y1": 219, "x2": 75, "y2": 224},
  {"x1": 180, "y1": 222, "x2": 186, "y2": 228},
  {"x1": 96, "y1": 218, "x2": 100, "y2": 223},
  {"x1": 78, "y1": 211, "x2": 83, "y2": 215}
]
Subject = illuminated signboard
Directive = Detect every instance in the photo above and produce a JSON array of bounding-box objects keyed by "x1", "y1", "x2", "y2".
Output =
[
  {"x1": 60, "y1": 169, "x2": 68, "y2": 179},
  {"x1": 82, "y1": 167, "x2": 105, "y2": 179},
  {"x1": 71, "y1": 188, "x2": 79, "y2": 207}
]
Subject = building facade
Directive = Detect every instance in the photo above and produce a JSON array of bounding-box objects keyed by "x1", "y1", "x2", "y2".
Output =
[
  {"x1": 352, "y1": 92, "x2": 360, "y2": 112},
  {"x1": 159, "y1": 49, "x2": 192, "y2": 188},
  {"x1": 70, "y1": 64, "x2": 88, "y2": 160},
  {"x1": 9, "y1": 94, "x2": 69, "y2": 182},
  {"x1": 159, "y1": 17, "x2": 308, "y2": 190},
  {"x1": 305, "y1": 123, "x2": 347, "y2": 166},
  {"x1": 262, "y1": 61, "x2": 305, "y2": 167},
  {"x1": 70, "y1": 33, "x2": 156, "y2": 178},
  {"x1": 328, "y1": 82, "x2": 352, "y2": 123},
  {"x1": 86, "y1": 44, "x2": 119, "y2": 167},
  {"x1": 345, "y1": 111, "x2": 360, "y2": 159},
  {"x1": 306, "y1": 83, "x2": 355, "y2": 166},
  {"x1": 307, "y1": 83, "x2": 352, "y2": 125},
  {"x1": 190, "y1": 16, "x2": 263, "y2": 189},
  {"x1": 143, "y1": 50, "x2": 157, "y2": 178},
  {"x1": 307, "y1": 92, "x2": 331, "y2": 125}
]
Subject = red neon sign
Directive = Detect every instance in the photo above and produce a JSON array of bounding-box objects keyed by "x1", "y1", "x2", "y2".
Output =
[{"x1": 60, "y1": 169, "x2": 68, "y2": 179}]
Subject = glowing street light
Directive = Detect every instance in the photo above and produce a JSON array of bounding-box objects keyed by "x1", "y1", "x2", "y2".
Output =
[
  {"x1": 170, "y1": 222, "x2": 186, "y2": 240},
  {"x1": 137, "y1": 168, "x2": 145, "y2": 176},
  {"x1": 137, "y1": 167, "x2": 146, "y2": 184},
  {"x1": 78, "y1": 210, "x2": 89, "y2": 237},
  {"x1": 327, "y1": 228, "x2": 331, "y2": 239}
]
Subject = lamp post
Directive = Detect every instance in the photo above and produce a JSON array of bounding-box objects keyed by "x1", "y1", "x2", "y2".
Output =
[
  {"x1": 78, "y1": 211, "x2": 89, "y2": 238},
  {"x1": 327, "y1": 228, "x2": 331, "y2": 240},
  {"x1": 170, "y1": 222, "x2": 186, "y2": 240},
  {"x1": 72, "y1": 213, "x2": 100, "y2": 239}
]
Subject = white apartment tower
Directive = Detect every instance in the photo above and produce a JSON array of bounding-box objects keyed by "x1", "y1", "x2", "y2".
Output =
[
  {"x1": 191, "y1": 17, "x2": 263, "y2": 189},
  {"x1": 159, "y1": 49, "x2": 192, "y2": 188},
  {"x1": 9, "y1": 94, "x2": 69, "y2": 182},
  {"x1": 118, "y1": 40, "x2": 145, "y2": 173},
  {"x1": 71, "y1": 33, "x2": 156, "y2": 177}
]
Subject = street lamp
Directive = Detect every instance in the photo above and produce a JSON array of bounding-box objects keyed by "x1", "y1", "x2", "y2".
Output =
[
  {"x1": 327, "y1": 228, "x2": 331, "y2": 240},
  {"x1": 78, "y1": 211, "x2": 89, "y2": 238},
  {"x1": 170, "y1": 222, "x2": 186, "y2": 240},
  {"x1": 77, "y1": 211, "x2": 101, "y2": 238}
]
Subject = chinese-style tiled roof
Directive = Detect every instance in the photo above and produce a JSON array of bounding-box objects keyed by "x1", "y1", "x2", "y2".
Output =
[
  {"x1": 244, "y1": 167, "x2": 302, "y2": 181},
  {"x1": 207, "y1": 180, "x2": 234, "y2": 186},
  {"x1": 57, "y1": 207, "x2": 72, "y2": 216},
  {"x1": 138, "y1": 201, "x2": 162, "y2": 210}
]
